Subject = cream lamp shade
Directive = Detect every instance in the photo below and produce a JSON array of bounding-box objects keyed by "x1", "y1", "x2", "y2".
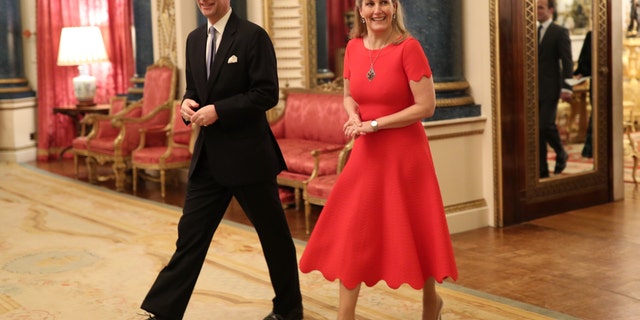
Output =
[{"x1": 57, "y1": 26, "x2": 109, "y2": 106}]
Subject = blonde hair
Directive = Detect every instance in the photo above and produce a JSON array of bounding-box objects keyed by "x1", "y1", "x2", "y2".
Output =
[{"x1": 349, "y1": 0, "x2": 411, "y2": 43}]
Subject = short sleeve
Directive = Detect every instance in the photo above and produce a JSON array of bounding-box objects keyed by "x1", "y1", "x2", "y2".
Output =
[
  {"x1": 343, "y1": 40, "x2": 353, "y2": 80},
  {"x1": 403, "y1": 37, "x2": 432, "y2": 81}
]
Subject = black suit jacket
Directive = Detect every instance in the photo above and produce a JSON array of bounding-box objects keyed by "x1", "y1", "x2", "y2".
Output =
[
  {"x1": 538, "y1": 22, "x2": 573, "y2": 102},
  {"x1": 183, "y1": 12, "x2": 286, "y2": 186},
  {"x1": 573, "y1": 31, "x2": 591, "y2": 77}
]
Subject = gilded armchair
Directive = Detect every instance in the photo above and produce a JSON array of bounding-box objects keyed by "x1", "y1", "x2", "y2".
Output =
[
  {"x1": 303, "y1": 139, "x2": 353, "y2": 234},
  {"x1": 71, "y1": 96, "x2": 127, "y2": 177},
  {"x1": 86, "y1": 57, "x2": 177, "y2": 191},
  {"x1": 131, "y1": 100, "x2": 195, "y2": 198}
]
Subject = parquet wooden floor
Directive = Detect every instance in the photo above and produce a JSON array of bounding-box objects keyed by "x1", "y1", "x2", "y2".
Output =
[{"x1": 29, "y1": 159, "x2": 640, "y2": 320}]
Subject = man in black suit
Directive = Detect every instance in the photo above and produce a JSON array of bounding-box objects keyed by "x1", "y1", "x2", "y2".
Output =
[
  {"x1": 537, "y1": 0, "x2": 573, "y2": 178},
  {"x1": 573, "y1": 31, "x2": 593, "y2": 158},
  {"x1": 140, "y1": 1, "x2": 303, "y2": 319}
]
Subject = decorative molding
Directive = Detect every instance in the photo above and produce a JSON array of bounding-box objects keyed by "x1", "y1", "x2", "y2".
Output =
[
  {"x1": 0, "y1": 78, "x2": 28, "y2": 84},
  {"x1": 434, "y1": 80, "x2": 470, "y2": 91},
  {"x1": 524, "y1": 0, "x2": 538, "y2": 187},
  {"x1": 445, "y1": 199, "x2": 488, "y2": 214},
  {"x1": 524, "y1": 0, "x2": 609, "y2": 199},
  {"x1": 490, "y1": 0, "x2": 503, "y2": 226},
  {"x1": 157, "y1": 0, "x2": 177, "y2": 64},
  {"x1": 436, "y1": 96, "x2": 476, "y2": 107},
  {"x1": 0, "y1": 87, "x2": 31, "y2": 94},
  {"x1": 423, "y1": 116, "x2": 486, "y2": 140}
]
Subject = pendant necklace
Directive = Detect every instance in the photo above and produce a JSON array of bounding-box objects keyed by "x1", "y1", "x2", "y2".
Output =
[
  {"x1": 366, "y1": 32, "x2": 393, "y2": 81},
  {"x1": 366, "y1": 50, "x2": 380, "y2": 81}
]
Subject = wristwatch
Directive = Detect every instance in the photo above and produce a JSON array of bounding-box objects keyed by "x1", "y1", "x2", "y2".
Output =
[{"x1": 370, "y1": 120, "x2": 379, "y2": 132}]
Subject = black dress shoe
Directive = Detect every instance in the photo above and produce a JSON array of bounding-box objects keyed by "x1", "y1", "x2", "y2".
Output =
[
  {"x1": 263, "y1": 308, "x2": 303, "y2": 320},
  {"x1": 554, "y1": 151, "x2": 569, "y2": 174}
]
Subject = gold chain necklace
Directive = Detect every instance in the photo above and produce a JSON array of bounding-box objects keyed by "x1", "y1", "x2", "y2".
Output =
[{"x1": 366, "y1": 32, "x2": 393, "y2": 81}]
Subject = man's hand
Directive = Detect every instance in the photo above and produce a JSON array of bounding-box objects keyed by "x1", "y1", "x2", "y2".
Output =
[
  {"x1": 181, "y1": 99, "x2": 199, "y2": 122},
  {"x1": 192, "y1": 105, "x2": 219, "y2": 127}
]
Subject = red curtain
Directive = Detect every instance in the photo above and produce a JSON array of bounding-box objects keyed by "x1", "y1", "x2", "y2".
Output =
[
  {"x1": 36, "y1": 0, "x2": 134, "y2": 161},
  {"x1": 327, "y1": 0, "x2": 354, "y2": 73}
]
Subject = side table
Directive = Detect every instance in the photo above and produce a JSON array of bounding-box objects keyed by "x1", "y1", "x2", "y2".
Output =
[{"x1": 53, "y1": 104, "x2": 110, "y2": 159}]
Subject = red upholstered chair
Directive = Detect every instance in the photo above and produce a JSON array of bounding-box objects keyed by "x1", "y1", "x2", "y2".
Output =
[
  {"x1": 131, "y1": 100, "x2": 195, "y2": 198},
  {"x1": 303, "y1": 139, "x2": 353, "y2": 234},
  {"x1": 86, "y1": 57, "x2": 177, "y2": 191},
  {"x1": 270, "y1": 90, "x2": 350, "y2": 209},
  {"x1": 71, "y1": 96, "x2": 127, "y2": 177}
]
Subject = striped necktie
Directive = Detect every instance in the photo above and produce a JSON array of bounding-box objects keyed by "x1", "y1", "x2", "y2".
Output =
[{"x1": 207, "y1": 26, "x2": 217, "y2": 79}]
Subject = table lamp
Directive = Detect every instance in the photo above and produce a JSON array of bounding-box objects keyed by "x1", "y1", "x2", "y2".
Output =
[{"x1": 57, "y1": 26, "x2": 109, "y2": 107}]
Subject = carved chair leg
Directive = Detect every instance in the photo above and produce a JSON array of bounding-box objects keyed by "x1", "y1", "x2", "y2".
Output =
[
  {"x1": 294, "y1": 188, "x2": 301, "y2": 210},
  {"x1": 73, "y1": 154, "x2": 79, "y2": 177},
  {"x1": 86, "y1": 157, "x2": 96, "y2": 184},
  {"x1": 113, "y1": 162, "x2": 126, "y2": 192},
  {"x1": 304, "y1": 199, "x2": 311, "y2": 234},
  {"x1": 133, "y1": 167, "x2": 138, "y2": 194},
  {"x1": 160, "y1": 169, "x2": 166, "y2": 198},
  {"x1": 633, "y1": 154, "x2": 638, "y2": 186}
]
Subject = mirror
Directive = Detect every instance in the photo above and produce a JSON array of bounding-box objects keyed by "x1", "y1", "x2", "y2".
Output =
[
  {"x1": 525, "y1": 0, "x2": 609, "y2": 203},
  {"x1": 495, "y1": 0, "x2": 610, "y2": 225},
  {"x1": 537, "y1": 0, "x2": 595, "y2": 181}
]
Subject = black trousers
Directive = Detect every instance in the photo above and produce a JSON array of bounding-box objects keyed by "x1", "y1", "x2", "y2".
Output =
[
  {"x1": 141, "y1": 157, "x2": 302, "y2": 319},
  {"x1": 539, "y1": 98, "x2": 566, "y2": 177}
]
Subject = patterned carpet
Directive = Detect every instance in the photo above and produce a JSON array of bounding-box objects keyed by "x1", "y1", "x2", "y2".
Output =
[
  {"x1": 0, "y1": 163, "x2": 578, "y2": 319},
  {"x1": 546, "y1": 130, "x2": 640, "y2": 183}
]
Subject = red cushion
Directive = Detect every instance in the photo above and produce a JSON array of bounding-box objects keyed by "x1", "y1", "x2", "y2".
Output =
[
  {"x1": 132, "y1": 147, "x2": 191, "y2": 164},
  {"x1": 72, "y1": 136, "x2": 88, "y2": 149},
  {"x1": 279, "y1": 187, "x2": 295, "y2": 205},
  {"x1": 278, "y1": 170, "x2": 311, "y2": 183},
  {"x1": 307, "y1": 175, "x2": 339, "y2": 199},
  {"x1": 277, "y1": 139, "x2": 342, "y2": 175}
]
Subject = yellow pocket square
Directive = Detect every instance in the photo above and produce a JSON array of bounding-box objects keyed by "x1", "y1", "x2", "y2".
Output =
[{"x1": 227, "y1": 55, "x2": 238, "y2": 64}]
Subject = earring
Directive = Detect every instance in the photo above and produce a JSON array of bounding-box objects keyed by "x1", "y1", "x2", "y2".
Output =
[
  {"x1": 361, "y1": 18, "x2": 365, "y2": 24},
  {"x1": 393, "y1": 13, "x2": 397, "y2": 20}
]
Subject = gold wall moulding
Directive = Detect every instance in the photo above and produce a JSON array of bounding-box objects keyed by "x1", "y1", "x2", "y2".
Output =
[
  {"x1": 434, "y1": 80, "x2": 471, "y2": 92},
  {"x1": 0, "y1": 87, "x2": 32, "y2": 94},
  {"x1": 444, "y1": 199, "x2": 487, "y2": 214},
  {"x1": 436, "y1": 96, "x2": 476, "y2": 107},
  {"x1": 0, "y1": 78, "x2": 30, "y2": 85}
]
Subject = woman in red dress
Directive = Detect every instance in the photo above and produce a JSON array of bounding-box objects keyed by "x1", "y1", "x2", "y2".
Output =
[{"x1": 299, "y1": 0, "x2": 458, "y2": 319}]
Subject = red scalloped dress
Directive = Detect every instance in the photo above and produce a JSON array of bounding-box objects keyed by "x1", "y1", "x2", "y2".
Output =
[{"x1": 299, "y1": 37, "x2": 458, "y2": 290}]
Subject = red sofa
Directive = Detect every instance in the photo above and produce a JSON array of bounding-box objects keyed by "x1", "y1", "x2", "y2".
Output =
[{"x1": 270, "y1": 88, "x2": 350, "y2": 208}]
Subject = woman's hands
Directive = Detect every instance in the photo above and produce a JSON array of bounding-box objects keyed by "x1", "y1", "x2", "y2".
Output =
[{"x1": 343, "y1": 114, "x2": 377, "y2": 138}]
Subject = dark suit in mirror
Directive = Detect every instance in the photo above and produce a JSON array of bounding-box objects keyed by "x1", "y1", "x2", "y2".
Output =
[
  {"x1": 536, "y1": 0, "x2": 597, "y2": 181},
  {"x1": 537, "y1": 0, "x2": 573, "y2": 178},
  {"x1": 573, "y1": 31, "x2": 592, "y2": 158}
]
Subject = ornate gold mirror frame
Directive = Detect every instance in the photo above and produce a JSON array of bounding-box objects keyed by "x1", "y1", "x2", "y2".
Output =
[
  {"x1": 492, "y1": 0, "x2": 611, "y2": 224},
  {"x1": 526, "y1": 0, "x2": 609, "y2": 197}
]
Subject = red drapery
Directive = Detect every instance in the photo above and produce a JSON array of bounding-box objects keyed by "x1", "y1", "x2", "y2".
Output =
[
  {"x1": 36, "y1": 0, "x2": 134, "y2": 161},
  {"x1": 327, "y1": 0, "x2": 354, "y2": 74}
]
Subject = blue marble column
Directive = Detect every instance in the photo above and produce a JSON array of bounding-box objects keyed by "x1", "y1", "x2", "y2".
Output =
[
  {"x1": 128, "y1": 0, "x2": 155, "y2": 101},
  {"x1": 403, "y1": 0, "x2": 479, "y2": 121},
  {"x1": 0, "y1": 0, "x2": 35, "y2": 99}
]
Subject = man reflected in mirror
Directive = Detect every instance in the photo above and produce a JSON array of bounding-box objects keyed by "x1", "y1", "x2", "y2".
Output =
[{"x1": 537, "y1": 0, "x2": 573, "y2": 178}]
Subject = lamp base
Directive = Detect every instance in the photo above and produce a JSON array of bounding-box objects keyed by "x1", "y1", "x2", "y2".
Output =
[
  {"x1": 73, "y1": 71, "x2": 97, "y2": 108},
  {"x1": 76, "y1": 100, "x2": 97, "y2": 107}
]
